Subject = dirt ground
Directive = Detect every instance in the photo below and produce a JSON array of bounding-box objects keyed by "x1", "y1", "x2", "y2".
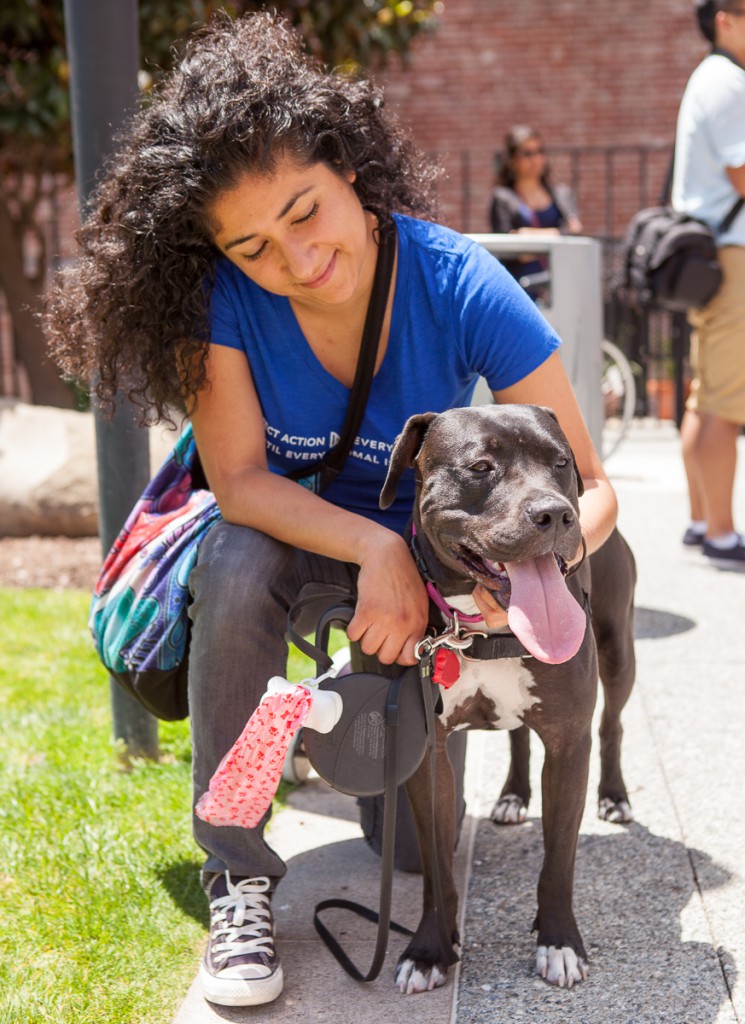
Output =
[{"x1": 0, "y1": 536, "x2": 103, "y2": 590}]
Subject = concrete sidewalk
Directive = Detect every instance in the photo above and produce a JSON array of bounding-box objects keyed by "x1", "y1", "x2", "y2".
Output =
[{"x1": 174, "y1": 419, "x2": 744, "y2": 1024}]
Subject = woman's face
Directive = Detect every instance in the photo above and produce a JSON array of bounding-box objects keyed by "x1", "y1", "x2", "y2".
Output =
[
  {"x1": 512, "y1": 136, "x2": 546, "y2": 178},
  {"x1": 208, "y1": 154, "x2": 376, "y2": 310}
]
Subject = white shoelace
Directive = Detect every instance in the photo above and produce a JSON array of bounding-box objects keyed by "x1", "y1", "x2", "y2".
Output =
[{"x1": 209, "y1": 875, "x2": 274, "y2": 966}]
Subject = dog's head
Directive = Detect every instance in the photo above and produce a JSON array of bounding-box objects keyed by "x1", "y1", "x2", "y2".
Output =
[
  {"x1": 381, "y1": 404, "x2": 583, "y2": 567},
  {"x1": 380, "y1": 405, "x2": 587, "y2": 663}
]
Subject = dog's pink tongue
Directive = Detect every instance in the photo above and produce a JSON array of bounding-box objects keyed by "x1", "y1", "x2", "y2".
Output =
[{"x1": 503, "y1": 554, "x2": 586, "y2": 664}]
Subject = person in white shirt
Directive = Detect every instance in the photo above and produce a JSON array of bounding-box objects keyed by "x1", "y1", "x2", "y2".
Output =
[{"x1": 672, "y1": 0, "x2": 745, "y2": 564}]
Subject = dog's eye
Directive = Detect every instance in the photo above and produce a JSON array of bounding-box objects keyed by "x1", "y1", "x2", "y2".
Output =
[
  {"x1": 468, "y1": 461, "x2": 492, "y2": 474},
  {"x1": 556, "y1": 457, "x2": 569, "y2": 468}
]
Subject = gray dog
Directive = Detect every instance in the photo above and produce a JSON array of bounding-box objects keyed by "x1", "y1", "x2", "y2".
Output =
[{"x1": 379, "y1": 404, "x2": 636, "y2": 994}]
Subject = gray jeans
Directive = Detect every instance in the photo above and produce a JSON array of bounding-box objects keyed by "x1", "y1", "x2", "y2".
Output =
[{"x1": 187, "y1": 520, "x2": 358, "y2": 881}]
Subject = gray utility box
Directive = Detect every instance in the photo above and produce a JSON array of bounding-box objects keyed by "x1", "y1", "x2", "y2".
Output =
[{"x1": 467, "y1": 234, "x2": 604, "y2": 452}]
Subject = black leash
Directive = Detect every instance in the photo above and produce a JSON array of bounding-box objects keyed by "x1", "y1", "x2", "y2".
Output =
[
  {"x1": 312, "y1": 667, "x2": 415, "y2": 982},
  {"x1": 286, "y1": 595, "x2": 459, "y2": 982}
]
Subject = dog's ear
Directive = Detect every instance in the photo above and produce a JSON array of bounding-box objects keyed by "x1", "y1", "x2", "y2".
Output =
[{"x1": 379, "y1": 412, "x2": 437, "y2": 509}]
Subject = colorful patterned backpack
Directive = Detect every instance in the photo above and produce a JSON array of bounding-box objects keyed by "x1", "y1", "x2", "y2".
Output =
[{"x1": 90, "y1": 423, "x2": 222, "y2": 720}]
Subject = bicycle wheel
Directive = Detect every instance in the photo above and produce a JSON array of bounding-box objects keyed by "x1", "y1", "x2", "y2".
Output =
[{"x1": 601, "y1": 339, "x2": 636, "y2": 460}]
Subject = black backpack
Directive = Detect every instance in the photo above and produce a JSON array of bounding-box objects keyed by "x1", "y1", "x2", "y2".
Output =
[{"x1": 619, "y1": 202, "x2": 743, "y2": 313}]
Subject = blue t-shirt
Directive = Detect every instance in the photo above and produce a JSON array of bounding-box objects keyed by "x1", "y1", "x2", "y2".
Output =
[{"x1": 209, "y1": 212, "x2": 561, "y2": 533}]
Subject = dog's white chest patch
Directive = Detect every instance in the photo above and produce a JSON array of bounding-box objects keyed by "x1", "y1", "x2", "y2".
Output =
[
  {"x1": 439, "y1": 657, "x2": 540, "y2": 730},
  {"x1": 433, "y1": 595, "x2": 540, "y2": 729}
]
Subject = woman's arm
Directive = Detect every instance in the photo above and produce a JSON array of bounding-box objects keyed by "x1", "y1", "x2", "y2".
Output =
[
  {"x1": 188, "y1": 344, "x2": 429, "y2": 665},
  {"x1": 553, "y1": 183, "x2": 584, "y2": 234},
  {"x1": 489, "y1": 187, "x2": 522, "y2": 233},
  {"x1": 473, "y1": 349, "x2": 616, "y2": 627}
]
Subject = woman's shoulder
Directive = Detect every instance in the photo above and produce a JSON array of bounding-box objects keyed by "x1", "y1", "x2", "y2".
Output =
[
  {"x1": 394, "y1": 213, "x2": 501, "y2": 287},
  {"x1": 551, "y1": 181, "x2": 574, "y2": 204},
  {"x1": 490, "y1": 186, "x2": 520, "y2": 208},
  {"x1": 549, "y1": 182, "x2": 578, "y2": 219},
  {"x1": 394, "y1": 212, "x2": 475, "y2": 256}
]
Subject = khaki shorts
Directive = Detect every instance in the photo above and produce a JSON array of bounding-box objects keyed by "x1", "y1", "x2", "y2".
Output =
[{"x1": 687, "y1": 245, "x2": 745, "y2": 424}]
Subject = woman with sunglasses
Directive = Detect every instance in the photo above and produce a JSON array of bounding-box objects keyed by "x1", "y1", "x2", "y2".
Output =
[{"x1": 489, "y1": 125, "x2": 583, "y2": 298}]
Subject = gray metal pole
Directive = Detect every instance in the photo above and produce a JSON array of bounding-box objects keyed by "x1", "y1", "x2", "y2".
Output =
[{"x1": 63, "y1": 0, "x2": 158, "y2": 759}]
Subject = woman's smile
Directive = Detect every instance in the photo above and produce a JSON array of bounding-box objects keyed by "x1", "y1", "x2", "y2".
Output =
[{"x1": 302, "y1": 250, "x2": 338, "y2": 289}]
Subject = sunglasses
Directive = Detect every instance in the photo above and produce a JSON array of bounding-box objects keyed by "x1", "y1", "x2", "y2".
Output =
[{"x1": 517, "y1": 147, "x2": 545, "y2": 158}]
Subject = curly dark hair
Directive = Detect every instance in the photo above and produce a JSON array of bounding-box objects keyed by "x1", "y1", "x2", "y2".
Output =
[{"x1": 44, "y1": 10, "x2": 441, "y2": 421}]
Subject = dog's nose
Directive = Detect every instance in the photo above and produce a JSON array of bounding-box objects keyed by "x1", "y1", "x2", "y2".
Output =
[{"x1": 527, "y1": 497, "x2": 575, "y2": 533}]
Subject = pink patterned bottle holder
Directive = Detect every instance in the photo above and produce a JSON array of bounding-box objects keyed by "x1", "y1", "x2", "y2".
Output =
[{"x1": 195, "y1": 676, "x2": 342, "y2": 829}]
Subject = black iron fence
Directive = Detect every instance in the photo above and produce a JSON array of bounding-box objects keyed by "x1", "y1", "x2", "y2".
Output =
[{"x1": 451, "y1": 140, "x2": 687, "y2": 423}]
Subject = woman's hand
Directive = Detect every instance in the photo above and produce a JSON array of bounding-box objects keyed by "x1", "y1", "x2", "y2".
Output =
[
  {"x1": 347, "y1": 530, "x2": 429, "y2": 667},
  {"x1": 515, "y1": 226, "x2": 561, "y2": 236},
  {"x1": 472, "y1": 585, "x2": 510, "y2": 629}
]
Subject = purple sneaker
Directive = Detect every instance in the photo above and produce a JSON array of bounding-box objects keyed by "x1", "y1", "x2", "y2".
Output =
[
  {"x1": 682, "y1": 525, "x2": 706, "y2": 546},
  {"x1": 702, "y1": 535, "x2": 745, "y2": 566},
  {"x1": 200, "y1": 873, "x2": 283, "y2": 1007}
]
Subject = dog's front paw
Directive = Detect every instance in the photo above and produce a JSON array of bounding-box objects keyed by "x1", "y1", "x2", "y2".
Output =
[
  {"x1": 490, "y1": 793, "x2": 527, "y2": 825},
  {"x1": 598, "y1": 796, "x2": 633, "y2": 823},
  {"x1": 395, "y1": 956, "x2": 448, "y2": 994},
  {"x1": 536, "y1": 945, "x2": 589, "y2": 988}
]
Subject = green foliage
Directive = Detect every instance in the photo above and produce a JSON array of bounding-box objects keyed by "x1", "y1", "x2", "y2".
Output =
[
  {"x1": 245, "y1": 0, "x2": 442, "y2": 69},
  {"x1": 0, "y1": 0, "x2": 442, "y2": 174},
  {"x1": 0, "y1": 587, "x2": 348, "y2": 1023},
  {"x1": 0, "y1": 2, "x2": 70, "y2": 167}
]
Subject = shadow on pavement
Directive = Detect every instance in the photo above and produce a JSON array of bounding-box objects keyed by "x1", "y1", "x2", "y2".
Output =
[
  {"x1": 634, "y1": 605, "x2": 696, "y2": 640},
  {"x1": 459, "y1": 818, "x2": 735, "y2": 1024}
]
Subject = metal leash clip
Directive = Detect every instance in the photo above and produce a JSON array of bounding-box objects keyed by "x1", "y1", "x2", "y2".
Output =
[{"x1": 414, "y1": 612, "x2": 487, "y2": 661}]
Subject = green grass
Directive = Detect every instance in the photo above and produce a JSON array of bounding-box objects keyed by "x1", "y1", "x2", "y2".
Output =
[{"x1": 0, "y1": 588, "x2": 346, "y2": 1024}]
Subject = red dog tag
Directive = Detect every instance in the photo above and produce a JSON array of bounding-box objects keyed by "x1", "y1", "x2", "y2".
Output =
[{"x1": 433, "y1": 648, "x2": 460, "y2": 688}]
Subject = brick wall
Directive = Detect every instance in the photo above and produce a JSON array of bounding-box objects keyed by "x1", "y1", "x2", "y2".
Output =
[{"x1": 376, "y1": 0, "x2": 710, "y2": 236}]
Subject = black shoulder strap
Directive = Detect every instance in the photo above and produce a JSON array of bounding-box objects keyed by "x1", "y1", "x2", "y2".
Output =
[
  {"x1": 284, "y1": 219, "x2": 396, "y2": 488},
  {"x1": 660, "y1": 148, "x2": 675, "y2": 206},
  {"x1": 719, "y1": 196, "x2": 745, "y2": 233},
  {"x1": 325, "y1": 219, "x2": 396, "y2": 473}
]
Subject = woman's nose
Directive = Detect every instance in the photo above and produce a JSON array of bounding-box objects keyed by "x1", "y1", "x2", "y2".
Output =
[{"x1": 282, "y1": 240, "x2": 317, "y2": 280}]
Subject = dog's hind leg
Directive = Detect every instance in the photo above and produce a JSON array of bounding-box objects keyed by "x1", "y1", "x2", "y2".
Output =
[
  {"x1": 596, "y1": 630, "x2": 635, "y2": 822},
  {"x1": 491, "y1": 724, "x2": 531, "y2": 825},
  {"x1": 589, "y1": 529, "x2": 637, "y2": 823}
]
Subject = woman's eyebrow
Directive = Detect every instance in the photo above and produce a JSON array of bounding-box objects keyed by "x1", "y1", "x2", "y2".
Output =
[{"x1": 224, "y1": 185, "x2": 314, "y2": 250}]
